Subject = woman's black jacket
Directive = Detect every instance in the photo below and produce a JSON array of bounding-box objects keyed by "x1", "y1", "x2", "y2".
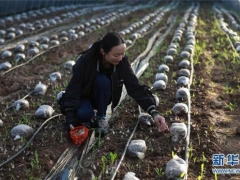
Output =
[{"x1": 60, "y1": 53, "x2": 158, "y2": 116}]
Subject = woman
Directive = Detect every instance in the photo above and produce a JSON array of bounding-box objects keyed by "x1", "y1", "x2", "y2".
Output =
[{"x1": 60, "y1": 32, "x2": 168, "y2": 135}]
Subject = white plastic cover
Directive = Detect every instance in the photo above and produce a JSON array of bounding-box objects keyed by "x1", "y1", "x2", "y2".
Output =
[
  {"x1": 35, "y1": 105, "x2": 54, "y2": 119},
  {"x1": 127, "y1": 140, "x2": 147, "y2": 160},
  {"x1": 165, "y1": 155, "x2": 187, "y2": 179},
  {"x1": 11, "y1": 124, "x2": 33, "y2": 140}
]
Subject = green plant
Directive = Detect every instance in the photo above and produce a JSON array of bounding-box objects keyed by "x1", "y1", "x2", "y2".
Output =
[
  {"x1": 107, "y1": 152, "x2": 118, "y2": 165},
  {"x1": 197, "y1": 163, "x2": 205, "y2": 180},
  {"x1": 226, "y1": 102, "x2": 237, "y2": 111},
  {"x1": 154, "y1": 167, "x2": 165, "y2": 177},
  {"x1": 101, "y1": 156, "x2": 107, "y2": 175}
]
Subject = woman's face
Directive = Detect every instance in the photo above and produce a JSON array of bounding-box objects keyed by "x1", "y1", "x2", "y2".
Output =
[{"x1": 103, "y1": 43, "x2": 126, "y2": 65}]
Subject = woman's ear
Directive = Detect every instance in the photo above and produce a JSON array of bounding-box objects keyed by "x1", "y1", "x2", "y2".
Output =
[{"x1": 100, "y1": 48, "x2": 105, "y2": 55}]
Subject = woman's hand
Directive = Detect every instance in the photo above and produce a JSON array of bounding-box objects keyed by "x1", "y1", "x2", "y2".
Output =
[{"x1": 153, "y1": 115, "x2": 169, "y2": 132}]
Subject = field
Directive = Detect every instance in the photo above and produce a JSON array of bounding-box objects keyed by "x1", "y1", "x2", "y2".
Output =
[{"x1": 0, "y1": 1, "x2": 240, "y2": 180}]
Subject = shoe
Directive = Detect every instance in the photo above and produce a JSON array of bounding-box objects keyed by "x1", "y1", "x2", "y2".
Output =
[{"x1": 93, "y1": 117, "x2": 110, "y2": 136}]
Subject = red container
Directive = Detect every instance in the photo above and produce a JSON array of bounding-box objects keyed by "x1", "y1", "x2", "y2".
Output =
[{"x1": 70, "y1": 126, "x2": 89, "y2": 145}]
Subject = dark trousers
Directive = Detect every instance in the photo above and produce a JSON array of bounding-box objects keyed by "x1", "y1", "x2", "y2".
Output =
[{"x1": 76, "y1": 74, "x2": 111, "y2": 123}]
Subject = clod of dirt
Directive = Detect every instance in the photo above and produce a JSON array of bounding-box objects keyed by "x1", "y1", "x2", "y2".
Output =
[
  {"x1": 9, "y1": 82, "x2": 20, "y2": 92},
  {"x1": 0, "y1": 119, "x2": 3, "y2": 127}
]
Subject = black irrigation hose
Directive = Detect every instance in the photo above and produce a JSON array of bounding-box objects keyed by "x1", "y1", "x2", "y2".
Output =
[{"x1": 0, "y1": 114, "x2": 63, "y2": 168}]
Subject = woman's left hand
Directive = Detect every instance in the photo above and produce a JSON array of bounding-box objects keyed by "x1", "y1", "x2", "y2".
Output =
[{"x1": 153, "y1": 115, "x2": 169, "y2": 132}]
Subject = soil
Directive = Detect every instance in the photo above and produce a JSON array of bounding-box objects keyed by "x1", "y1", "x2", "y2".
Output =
[{"x1": 0, "y1": 1, "x2": 240, "y2": 180}]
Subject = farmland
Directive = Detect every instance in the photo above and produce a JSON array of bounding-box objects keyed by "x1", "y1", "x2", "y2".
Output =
[{"x1": 0, "y1": 1, "x2": 240, "y2": 180}]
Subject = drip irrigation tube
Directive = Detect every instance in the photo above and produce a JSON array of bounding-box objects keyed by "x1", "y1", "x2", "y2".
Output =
[
  {"x1": 110, "y1": 105, "x2": 142, "y2": 180},
  {"x1": 0, "y1": 114, "x2": 62, "y2": 168}
]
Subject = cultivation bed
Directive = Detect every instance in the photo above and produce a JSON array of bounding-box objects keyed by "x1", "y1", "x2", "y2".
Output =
[{"x1": 0, "y1": 1, "x2": 240, "y2": 180}]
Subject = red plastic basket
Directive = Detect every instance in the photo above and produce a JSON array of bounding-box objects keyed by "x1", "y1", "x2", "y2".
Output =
[{"x1": 70, "y1": 126, "x2": 89, "y2": 145}]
